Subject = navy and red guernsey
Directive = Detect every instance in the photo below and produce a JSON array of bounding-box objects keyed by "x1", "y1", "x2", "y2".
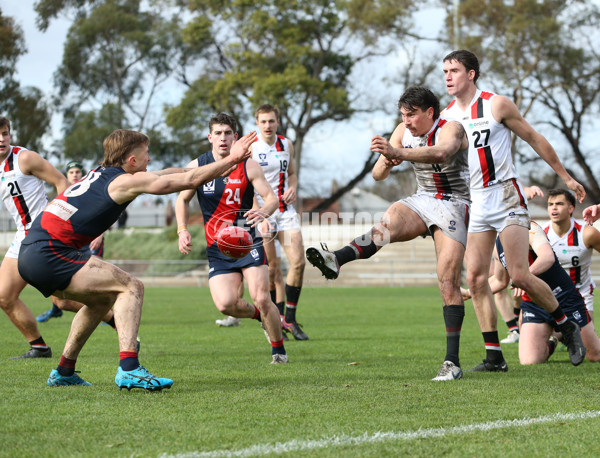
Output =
[
  {"x1": 22, "y1": 166, "x2": 131, "y2": 249},
  {"x1": 195, "y1": 152, "x2": 259, "y2": 261}
]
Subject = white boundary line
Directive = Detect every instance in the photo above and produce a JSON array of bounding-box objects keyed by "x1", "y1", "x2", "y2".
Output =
[{"x1": 160, "y1": 410, "x2": 600, "y2": 457}]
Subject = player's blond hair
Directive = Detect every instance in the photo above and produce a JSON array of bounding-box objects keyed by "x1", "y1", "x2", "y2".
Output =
[
  {"x1": 101, "y1": 129, "x2": 149, "y2": 167},
  {"x1": 254, "y1": 104, "x2": 280, "y2": 120}
]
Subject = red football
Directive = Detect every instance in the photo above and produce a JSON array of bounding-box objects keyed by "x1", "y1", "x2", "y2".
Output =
[{"x1": 216, "y1": 225, "x2": 253, "y2": 259}]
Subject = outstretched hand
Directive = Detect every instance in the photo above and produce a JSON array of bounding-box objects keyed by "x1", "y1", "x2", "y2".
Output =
[
  {"x1": 583, "y1": 204, "x2": 600, "y2": 226},
  {"x1": 229, "y1": 131, "x2": 257, "y2": 164},
  {"x1": 371, "y1": 135, "x2": 402, "y2": 161},
  {"x1": 564, "y1": 177, "x2": 586, "y2": 203}
]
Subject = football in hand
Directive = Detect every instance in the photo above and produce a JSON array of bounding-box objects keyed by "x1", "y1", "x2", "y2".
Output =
[{"x1": 216, "y1": 225, "x2": 253, "y2": 259}]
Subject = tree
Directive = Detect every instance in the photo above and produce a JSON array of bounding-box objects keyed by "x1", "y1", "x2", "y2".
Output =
[
  {"x1": 168, "y1": 0, "x2": 418, "y2": 189},
  {"x1": 454, "y1": 0, "x2": 600, "y2": 201},
  {"x1": 35, "y1": 0, "x2": 195, "y2": 163},
  {"x1": 0, "y1": 8, "x2": 51, "y2": 151}
]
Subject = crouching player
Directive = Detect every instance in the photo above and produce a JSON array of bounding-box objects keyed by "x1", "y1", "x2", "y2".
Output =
[{"x1": 465, "y1": 221, "x2": 596, "y2": 365}]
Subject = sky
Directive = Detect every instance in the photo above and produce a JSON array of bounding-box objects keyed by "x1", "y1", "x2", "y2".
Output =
[{"x1": 3, "y1": 1, "x2": 445, "y2": 197}]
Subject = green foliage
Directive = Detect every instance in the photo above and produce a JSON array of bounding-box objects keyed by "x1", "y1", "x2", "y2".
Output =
[
  {"x1": 0, "y1": 9, "x2": 51, "y2": 150},
  {"x1": 170, "y1": 0, "x2": 417, "y2": 181},
  {"x1": 454, "y1": 0, "x2": 600, "y2": 201},
  {"x1": 4, "y1": 286, "x2": 600, "y2": 456}
]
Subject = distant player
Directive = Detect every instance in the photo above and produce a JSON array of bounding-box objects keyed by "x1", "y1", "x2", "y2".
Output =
[
  {"x1": 252, "y1": 104, "x2": 308, "y2": 340},
  {"x1": 545, "y1": 189, "x2": 600, "y2": 320},
  {"x1": 176, "y1": 112, "x2": 288, "y2": 364},
  {"x1": 308, "y1": 86, "x2": 470, "y2": 381}
]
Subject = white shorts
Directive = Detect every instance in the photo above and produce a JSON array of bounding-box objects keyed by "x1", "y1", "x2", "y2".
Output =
[
  {"x1": 265, "y1": 207, "x2": 301, "y2": 234},
  {"x1": 400, "y1": 193, "x2": 469, "y2": 247},
  {"x1": 5, "y1": 230, "x2": 26, "y2": 259},
  {"x1": 469, "y1": 179, "x2": 530, "y2": 233},
  {"x1": 579, "y1": 284, "x2": 594, "y2": 313}
]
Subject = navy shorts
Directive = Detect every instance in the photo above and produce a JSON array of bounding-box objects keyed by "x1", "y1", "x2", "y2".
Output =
[
  {"x1": 521, "y1": 292, "x2": 591, "y2": 330},
  {"x1": 208, "y1": 243, "x2": 267, "y2": 279},
  {"x1": 18, "y1": 241, "x2": 91, "y2": 297}
]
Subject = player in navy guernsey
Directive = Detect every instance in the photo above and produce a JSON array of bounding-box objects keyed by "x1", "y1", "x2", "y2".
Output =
[
  {"x1": 308, "y1": 86, "x2": 470, "y2": 381},
  {"x1": 0, "y1": 116, "x2": 68, "y2": 360},
  {"x1": 18, "y1": 127, "x2": 256, "y2": 388},
  {"x1": 176, "y1": 113, "x2": 288, "y2": 364},
  {"x1": 441, "y1": 49, "x2": 585, "y2": 371},
  {"x1": 471, "y1": 222, "x2": 600, "y2": 365},
  {"x1": 36, "y1": 160, "x2": 116, "y2": 326}
]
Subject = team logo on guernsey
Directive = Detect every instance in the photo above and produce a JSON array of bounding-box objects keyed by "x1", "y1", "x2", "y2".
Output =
[
  {"x1": 258, "y1": 153, "x2": 268, "y2": 166},
  {"x1": 250, "y1": 248, "x2": 260, "y2": 260},
  {"x1": 468, "y1": 120, "x2": 489, "y2": 129},
  {"x1": 573, "y1": 310, "x2": 582, "y2": 321},
  {"x1": 448, "y1": 220, "x2": 456, "y2": 232},
  {"x1": 203, "y1": 180, "x2": 215, "y2": 194}
]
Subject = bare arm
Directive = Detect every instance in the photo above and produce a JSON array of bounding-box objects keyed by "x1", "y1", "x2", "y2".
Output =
[
  {"x1": 245, "y1": 159, "x2": 278, "y2": 227},
  {"x1": 528, "y1": 222, "x2": 555, "y2": 276},
  {"x1": 371, "y1": 121, "x2": 467, "y2": 164},
  {"x1": 19, "y1": 149, "x2": 69, "y2": 194},
  {"x1": 175, "y1": 160, "x2": 201, "y2": 255},
  {"x1": 109, "y1": 131, "x2": 256, "y2": 204},
  {"x1": 584, "y1": 225, "x2": 600, "y2": 252},
  {"x1": 493, "y1": 96, "x2": 585, "y2": 203},
  {"x1": 372, "y1": 124, "x2": 404, "y2": 181}
]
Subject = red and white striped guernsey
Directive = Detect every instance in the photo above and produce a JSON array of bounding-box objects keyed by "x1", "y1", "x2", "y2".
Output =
[
  {"x1": 444, "y1": 89, "x2": 517, "y2": 190},
  {"x1": 544, "y1": 218, "x2": 596, "y2": 295},
  {"x1": 251, "y1": 135, "x2": 291, "y2": 212},
  {"x1": 0, "y1": 146, "x2": 49, "y2": 233},
  {"x1": 400, "y1": 116, "x2": 470, "y2": 202}
]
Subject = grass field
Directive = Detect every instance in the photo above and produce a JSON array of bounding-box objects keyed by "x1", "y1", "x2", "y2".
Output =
[{"x1": 2, "y1": 286, "x2": 600, "y2": 457}]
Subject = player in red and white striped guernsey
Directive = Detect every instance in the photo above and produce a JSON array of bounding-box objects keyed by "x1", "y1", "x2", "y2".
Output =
[
  {"x1": 545, "y1": 189, "x2": 600, "y2": 320},
  {"x1": 308, "y1": 86, "x2": 470, "y2": 381},
  {"x1": 0, "y1": 116, "x2": 68, "y2": 359},
  {"x1": 442, "y1": 49, "x2": 586, "y2": 371},
  {"x1": 251, "y1": 104, "x2": 308, "y2": 341}
]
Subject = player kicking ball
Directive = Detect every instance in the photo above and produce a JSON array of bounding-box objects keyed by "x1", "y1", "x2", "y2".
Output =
[{"x1": 307, "y1": 86, "x2": 470, "y2": 381}]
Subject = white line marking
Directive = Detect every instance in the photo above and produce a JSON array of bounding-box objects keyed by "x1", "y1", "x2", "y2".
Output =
[{"x1": 160, "y1": 410, "x2": 600, "y2": 458}]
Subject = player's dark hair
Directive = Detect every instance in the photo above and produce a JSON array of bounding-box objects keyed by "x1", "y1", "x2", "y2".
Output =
[
  {"x1": 398, "y1": 86, "x2": 440, "y2": 120},
  {"x1": 0, "y1": 116, "x2": 11, "y2": 132},
  {"x1": 209, "y1": 113, "x2": 237, "y2": 133},
  {"x1": 101, "y1": 129, "x2": 150, "y2": 167},
  {"x1": 254, "y1": 104, "x2": 280, "y2": 120},
  {"x1": 65, "y1": 160, "x2": 84, "y2": 174},
  {"x1": 548, "y1": 188, "x2": 576, "y2": 207},
  {"x1": 444, "y1": 49, "x2": 480, "y2": 83}
]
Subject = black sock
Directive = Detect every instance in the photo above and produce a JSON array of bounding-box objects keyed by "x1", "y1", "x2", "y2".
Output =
[
  {"x1": 57, "y1": 355, "x2": 76, "y2": 377},
  {"x1": 52, "y1": 304, "x2": 61, "y2": 313},
  {"x1": 29, "y1": 337, "x2": 50, "y2": 352},
  {"x1": 482, "y1": 331, "x2": 503, "y2": 362},
  {"x1": 334, "y1": 233, "x2": 379, "y2": 267},
  {"x1": 284, "y1": 284, "x2": 302, "y2": 323},
  {"x1": 443, "y1": 305, "x2": 464, "y2": 366},
  {"x1": 270, "y1": 289, "x2": 276, "y2": 304},
  {"x1": 276, "y1": 301, "x2": 285, "y2": 315},
  {"x1": 506, "y1": 317, "x2": 519, "y2": 332},
  {"x1": 106, "y1": 317, "x2": 116, "y2": 329},
  {"x1": 513, "y1": 307, "x2": 520, "y2": 318},
  {"x1": 550, "y1": 307, "x2": 569, "y2": 326}
]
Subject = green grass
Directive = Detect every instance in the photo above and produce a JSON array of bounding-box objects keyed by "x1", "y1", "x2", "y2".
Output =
[{"x1": 2, "y1": 286, "x2": 600, "y2": 457}]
